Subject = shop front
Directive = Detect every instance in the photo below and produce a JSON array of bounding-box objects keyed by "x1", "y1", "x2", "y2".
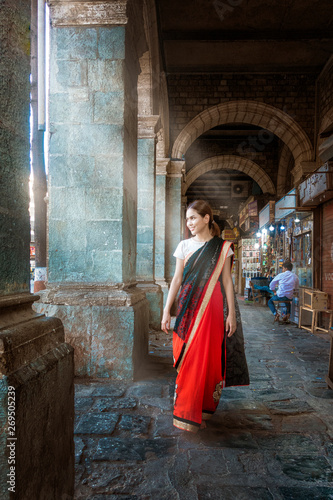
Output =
[
  {"x1": 299, "y1": 161, "x2": 333, "y2": 327},
  {"x1": 275, "y1": 188, "x2": 314, "y2": 287},
  {"x1": 274, "y1": 189, "x2": 314, "y2": 323},
  {"x1": 258, "y1": 201, "x2": 276, "y2": 277},
  {"x1": 222, "y1": 228, "x2": 239, "y2": 292}
]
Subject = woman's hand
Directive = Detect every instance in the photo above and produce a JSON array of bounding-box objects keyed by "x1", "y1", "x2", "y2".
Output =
[
  {"x1": 225, "y1": 314, "x2": 237, "y2": 337},
  {"x1": 161, "y1": 310, "x2": 171, "y2": 334}
]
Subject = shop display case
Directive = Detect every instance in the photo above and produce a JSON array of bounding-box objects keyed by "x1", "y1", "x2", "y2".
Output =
[{"x1": 240, "y1": 238, "x2": 260, "y2": 296}]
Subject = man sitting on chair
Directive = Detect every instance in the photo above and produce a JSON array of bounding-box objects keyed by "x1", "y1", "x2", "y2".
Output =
[{"x1": 268, "y1": 260, "x2": 299, "y2": 322}]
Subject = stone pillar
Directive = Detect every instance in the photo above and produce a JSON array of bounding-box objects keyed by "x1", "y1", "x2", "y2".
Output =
[
  {"x1": 181, "y1": 195, "x2": 188, "y2": 236},
  {"x1": 0, "y1": 1, "x2": 74, "y2": 497},
  {"x1": 35, "y1": 0, "x2": 149, "y2": 379},
  {"x1": 165, "y1": 161, "x2": 185, "y2": 282},
  {"x1": 137, "y1": 116, "x2": 163, "y2": 329},
  {"x1": 155, "y1": 159, "x2": 170, "y2": 306}
]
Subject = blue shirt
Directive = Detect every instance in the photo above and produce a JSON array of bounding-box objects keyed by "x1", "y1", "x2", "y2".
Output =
[{"x1": 269, "y1": 270, "x2": 299, "y2": 299}]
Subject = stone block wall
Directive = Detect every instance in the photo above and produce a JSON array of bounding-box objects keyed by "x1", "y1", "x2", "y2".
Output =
[
  {"x1": 48, "y1": 24, "x2": 137, "y2": 284},
  {"x1": 137, "y1": 138, "x2": 156, "y2": 280},
  {"x1": 167, "y1": 74, "x2": 316, "y2": 146}
]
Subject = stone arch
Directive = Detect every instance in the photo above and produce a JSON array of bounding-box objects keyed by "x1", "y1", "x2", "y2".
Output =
[
  {"x1": 277, "y1": 144, "x2": 294, "y2": 196},
  {"x1": 182, "y1": 155, "x2": 276, "y2": 196},
  {"x1": 172, "y1": 101, "x2": 313, "y2": 170}
]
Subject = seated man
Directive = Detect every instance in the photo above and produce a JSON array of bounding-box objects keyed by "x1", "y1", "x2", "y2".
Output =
[{"x1": 268, "y1": 260, "x2": 299, "y2": 322}]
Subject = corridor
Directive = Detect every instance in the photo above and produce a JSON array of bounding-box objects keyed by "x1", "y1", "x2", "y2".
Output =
[{"x1": 74, "y1": 303, "x2": 333, "y2": 499}]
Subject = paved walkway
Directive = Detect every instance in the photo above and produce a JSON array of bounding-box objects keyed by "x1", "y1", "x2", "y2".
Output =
[{"x1": 74, "y1": 302, "x2": 333, "y2": 499}]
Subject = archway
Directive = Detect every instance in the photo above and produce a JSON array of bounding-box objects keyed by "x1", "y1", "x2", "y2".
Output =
[
  {"x1": 182, "y1": 155, "x2": 276, "y2": 196},
  {"x1": 172, "y1": 101, "x2": 313, "y2": 170}
]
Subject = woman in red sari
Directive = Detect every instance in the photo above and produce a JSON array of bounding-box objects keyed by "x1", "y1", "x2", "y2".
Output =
[{"x1": 161, "y1": 200, "x2": 249, "y2": 433}]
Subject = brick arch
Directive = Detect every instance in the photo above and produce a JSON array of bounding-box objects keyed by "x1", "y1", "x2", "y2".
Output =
[
  {"x1": 182, "y1": 156, "x2": 276, "y2": 196},
  {"x1": 172, "y1": 101, "x2": 313, "y2": 169}
]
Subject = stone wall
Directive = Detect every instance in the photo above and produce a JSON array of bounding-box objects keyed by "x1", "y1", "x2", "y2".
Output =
[{"x1": 167, "y1": 73, "x2": 316, "y2": 146}]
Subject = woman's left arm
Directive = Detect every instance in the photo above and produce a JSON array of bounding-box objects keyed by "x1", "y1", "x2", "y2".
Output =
[{"x1": 221, "y1": 255, "x2": 237, "y2": 337}]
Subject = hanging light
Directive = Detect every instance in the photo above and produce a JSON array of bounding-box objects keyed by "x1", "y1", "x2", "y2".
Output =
[
  {"x1": 280, "y1": 224, "x2": 285, "y2": 231},
  {"x1": 256, "y1": 231, "x2": 262, "y2": 237},
  {"x1": 295, "y1": 214, "x2": 300, "y2": 223},
  {"x1": 269, "y1": 225, "x2": 274, "y2": 231},
  {"x1": 254, "y1": 243, "x2": 260, "y2": 249}
]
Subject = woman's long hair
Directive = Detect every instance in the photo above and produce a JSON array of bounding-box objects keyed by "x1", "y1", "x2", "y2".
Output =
[{"x1": 187, "y1": 199, "x2": 221, "y2": 237}]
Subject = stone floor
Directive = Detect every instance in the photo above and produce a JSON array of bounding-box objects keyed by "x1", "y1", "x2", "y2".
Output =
[{"x1": 74, "y1": 301, "x2": 333, "y2": 499}]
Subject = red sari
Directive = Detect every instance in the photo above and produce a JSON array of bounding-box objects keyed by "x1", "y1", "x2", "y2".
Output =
[{"x1": 172, "y1": 238, "x2": 233, "y2": 433}]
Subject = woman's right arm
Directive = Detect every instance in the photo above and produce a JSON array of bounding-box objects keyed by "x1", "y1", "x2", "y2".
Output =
[{"x1": 161, "y1": 258, "x2": 184, "y2": 333}]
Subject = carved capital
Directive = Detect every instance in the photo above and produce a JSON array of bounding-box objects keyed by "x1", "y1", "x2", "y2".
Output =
[
  {"x1": 156, "y1": 158, "x2": 170, "y2": 176},
  {"x1": 168, "y1": 160, "x2": 185, "y2": 178},
  {"x1": 48, "y1": 0, "x2": 128, "y2": 27},
  {"x1": 138, "y1": 115, "x2": 160, "y2": 139}
]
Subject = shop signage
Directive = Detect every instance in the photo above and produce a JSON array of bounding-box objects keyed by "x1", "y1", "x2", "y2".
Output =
[
  {"x1": 248, "y1": 200, "x2": 258, "y2": 217},
  {"x1": 275, "y1": 188, "x2": 296, "y2": 220},
  {"x1": 244, "y1": 217, "x2": 259, "y2": 232},
  {"x1": 222, "y1": 229, "x2": 236, "y2": 240},
  {"x1": 299, "y1": 162, "x2": 333, "y2": 207},
  {"x1": 259, "y1": 200, "x2": 275, "y2": 228},
  {"x1": 239, "y1": 206, "x2": 247, "y2": 226},
  {"x1": 322, "y1": 200, "x2": 333, "y2": 301}
]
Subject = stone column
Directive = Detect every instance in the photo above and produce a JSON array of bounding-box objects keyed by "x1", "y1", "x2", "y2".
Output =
[
  {"x1": 155, "y1": 159, "x2": 170, "y2": 306},
  {"x1": 35, "y1": 0, "x2": 149, "y2": 379},
  {"x1": 0, "y1": 0, "x2": 74, "y2": 497},
  {"x1": 181, "y1": 195, "x2": 188, "y2": 236},
  {"x1": 136, "y1": 116, "x2": 163, "y2": 329},
  {"x1": 165, "y1": 161, "x2": 185, "y2": 282}
]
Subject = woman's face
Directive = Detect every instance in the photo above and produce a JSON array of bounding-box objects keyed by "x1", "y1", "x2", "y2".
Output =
[{"x1": 186, "y1": 208, "x2": 209, "y2": 236}]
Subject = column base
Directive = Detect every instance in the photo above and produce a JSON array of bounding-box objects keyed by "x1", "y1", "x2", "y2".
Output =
[
  {"x1": 0, "y1": 293, "x2": 74, "y2": 499},
  {"x1": 137, "y1": 282, "x2": 163, "y2": 330},
  {"x1": 34, "y1": 283, "x2": 149, "y2": 379}
]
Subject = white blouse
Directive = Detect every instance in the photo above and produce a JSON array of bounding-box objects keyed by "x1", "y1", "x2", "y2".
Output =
[{"x1": 174, "y1": 238, "x2": 234, "y2": 263}]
